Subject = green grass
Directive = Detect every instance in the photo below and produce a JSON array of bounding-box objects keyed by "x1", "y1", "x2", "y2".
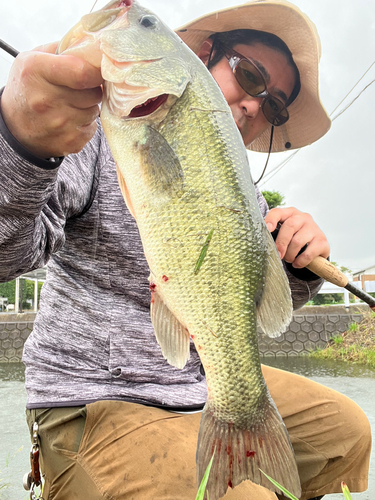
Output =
[
  {"x1": 260, "y1": 470, "x2": 353, "y2": 499},
  {"x1": 309, "y1": 312, "x2": 375, "y2": 367},
  {"x1": 349, "y1": 322, "x2": 359, "y2": 332},
  {"x1": 310, "y1": 344, "x2": 375, "y2": 367},
  {"x1": 195, "y1": 453, "x2": 214, "y2": 500},
  {"x1": 333, "y1": 335, "x2": 344, "y2": 346}
]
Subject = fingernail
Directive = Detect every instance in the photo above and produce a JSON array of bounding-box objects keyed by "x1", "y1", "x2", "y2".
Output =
[{"x1": 266, "y1": 222, "x2": 273, "y2": 232}]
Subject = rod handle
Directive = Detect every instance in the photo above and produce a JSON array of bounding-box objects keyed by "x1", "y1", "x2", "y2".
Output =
[{"x1": 306, "y1": 256, "x2": 349, "y2": 287}]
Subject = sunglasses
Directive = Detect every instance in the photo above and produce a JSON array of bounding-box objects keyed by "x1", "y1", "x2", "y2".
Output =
[{"x1": 219, "y1": 45, "x2": 290, "y2": 127}]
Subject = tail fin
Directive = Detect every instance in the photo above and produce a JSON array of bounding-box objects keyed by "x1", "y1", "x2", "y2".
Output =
[{"x1": 196, "y1": 395, "x2": 301, "y2": 500}]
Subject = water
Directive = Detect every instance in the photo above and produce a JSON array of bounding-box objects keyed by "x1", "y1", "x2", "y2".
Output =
[
  {"x1": 263, "y1": 357, "x2": 375, "y2": 500},
  {"x1": 0, "y1": 364, "x2": 29, "y2": 500},
  {"x1": 0, "y1": 359, "x2": 374, "y2": 499}
]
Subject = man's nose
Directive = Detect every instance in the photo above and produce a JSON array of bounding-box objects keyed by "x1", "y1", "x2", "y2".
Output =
[{"x1": 240, "y1": 95, "x2": 263, "y2": 119}]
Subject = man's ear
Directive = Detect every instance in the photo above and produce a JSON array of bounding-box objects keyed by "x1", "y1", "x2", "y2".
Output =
[{"x1": 197, "y1": 39, "x2": 214, "y2": 65}]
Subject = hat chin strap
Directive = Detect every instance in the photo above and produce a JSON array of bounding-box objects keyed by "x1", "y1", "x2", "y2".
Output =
[{"x1": 254, "y1": 125, "x2": 274, "y2": 185}]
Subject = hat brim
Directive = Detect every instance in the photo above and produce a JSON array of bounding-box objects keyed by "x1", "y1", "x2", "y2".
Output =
[{"x1": 175, "y1": 0, "x2": 331, "y2": 152}]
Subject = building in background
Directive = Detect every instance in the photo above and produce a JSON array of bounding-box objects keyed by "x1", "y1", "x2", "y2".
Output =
[{"x1": 353, "y1": 264, "x2": 375, "y2": 293}]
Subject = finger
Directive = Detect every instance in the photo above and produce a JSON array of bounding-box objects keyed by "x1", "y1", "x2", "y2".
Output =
[
  {"x1": 274, "y1": 215, "x2": 306, "y2": 260},
  {"x1": 264, "y1": 207, "x2": 298, "y2": 232},
  {"x1": 293, "y1": 237, "x2": 331, "y2": 269},
  {"x1": 283, "y1": 228, "x2": 314, "y2": 263},
  {"x1": 33, "y1": 41, "x2": 60, "y2": 54},
  {"x1": 30, "y1": 52, "x2": 104, "y2": 89},
  {"x1": 65, "y1": 86, "x2": 103, "y2": 110},
  {"x1": 47, "y1": 104, "x2": 100, "y2": 132}
]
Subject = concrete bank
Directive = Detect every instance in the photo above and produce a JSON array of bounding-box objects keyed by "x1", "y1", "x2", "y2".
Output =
[{"x1": 0, "y1": 305, "x2": 368, "y2": 362}]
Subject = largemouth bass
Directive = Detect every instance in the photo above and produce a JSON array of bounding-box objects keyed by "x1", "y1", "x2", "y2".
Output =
[{"x1": 59, "y1": 1, "x2": 300, "y2": 498}]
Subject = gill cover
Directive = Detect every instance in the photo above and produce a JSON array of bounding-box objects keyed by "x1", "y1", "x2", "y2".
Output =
[{"x1": 58, "y1": 0, "x2": 191, "y2": 118}]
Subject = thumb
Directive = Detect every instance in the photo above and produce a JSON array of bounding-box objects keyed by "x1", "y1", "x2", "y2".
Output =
[{"x1": 33, "y1": 41, "x2": 60, "y2": 54}]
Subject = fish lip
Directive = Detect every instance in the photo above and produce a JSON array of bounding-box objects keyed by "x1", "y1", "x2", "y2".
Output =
[{"x1": 126, "y1": 94, "x2": 169, "y2": 119}]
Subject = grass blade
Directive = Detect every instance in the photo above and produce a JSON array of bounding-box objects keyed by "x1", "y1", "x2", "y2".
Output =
[
  {"x1": 259, "y1": 469, "x2": 299, "y2": 500},
  {"x1": 194, "y1": 229, "x2": 214, "y2": 274},
  {"x1": 341, "y1": 482, "x2": 353, "y2": 500},
  {"x1": 195, "y1": 452, "x2": 215, "y2": 500}
]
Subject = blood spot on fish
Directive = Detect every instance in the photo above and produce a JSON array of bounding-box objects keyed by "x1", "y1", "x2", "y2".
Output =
[
  {"x1": 119, "y1": 0, "x2": 132, "y2": 7},
  {"x1": 228, "y1": 480, "x2": 233, "y2": 489},
  {"x1": 246, "y1": 450, "x2": 256, "y2": 458},
  {"x1": 149, "y1": 282, "x2": 156, "y2": 292},
  {"x1": 162, "y1": 275, "x2": 169, "y2": 282}
]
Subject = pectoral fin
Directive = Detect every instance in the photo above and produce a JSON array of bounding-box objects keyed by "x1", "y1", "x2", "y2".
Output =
[
  {"x1": 116, "y1": 165, "x2": 136, "y2": 218},
  {"x1": 150, "y1": 289, "x2": 190, "y2": 369},
  {"x1": 257, "y1": 226, "x2": 293, "y2": 338},
  {"x1": 137, "y1": 126, "x2": 184, "y2": 196}
]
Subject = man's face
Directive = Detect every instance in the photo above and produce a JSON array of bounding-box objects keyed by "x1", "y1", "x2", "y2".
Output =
[{"x1": 201, "y1": 42, "x2": 296, "y2": 147}]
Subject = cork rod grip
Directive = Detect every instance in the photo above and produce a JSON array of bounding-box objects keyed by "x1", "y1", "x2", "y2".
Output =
[{"x1": 306, "y1": 256, "x2": 349, "y2": 288}]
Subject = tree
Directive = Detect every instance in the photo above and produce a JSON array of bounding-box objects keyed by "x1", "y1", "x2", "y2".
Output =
[
  {"x1": 261, "y1": 190, "x2": 285, "y2": 210},
  {"x1": 0, "y1": 279, "x2": 44, "y2": 310},
  {"x1": 311, "y1": 293, "x2": 344, "y2": 306}
]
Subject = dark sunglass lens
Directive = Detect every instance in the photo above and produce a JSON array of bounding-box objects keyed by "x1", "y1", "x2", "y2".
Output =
[
  {"x1": 235, "y1": 60, "x2": 265, "y2": 96},
  {"x1": 263, "y1": 97, "x2": 289, "y2": 126}
]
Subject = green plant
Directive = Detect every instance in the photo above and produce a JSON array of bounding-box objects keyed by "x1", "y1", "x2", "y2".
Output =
[
  {"x1": 261, "y1": 190, "x2": 285, "y2": 210},
  {"x1": 259, "y1": 470, "x2": 353, "y2": 500},
  {"x1": 349, "y1": 322, "x2": 359, "y2": 332},
  {"x1": 259, "y1": 470, "x2": 299, "y2": 500},
  {"x1": 195, "y1": 453, "x2": 215, "y2": 500},
  {"x1": 341, "y1": 481, "x2": 353, "y2": 500},
  {"x1": 333, "y1": 335, "x2": 344, "y2": 346}
]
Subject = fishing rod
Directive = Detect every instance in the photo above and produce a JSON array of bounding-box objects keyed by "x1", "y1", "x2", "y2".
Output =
[
  {"x1": 0, "y1": 39, "x2": 19, "y2": 58},
  {"x1": 306, "y1": 257, "x2": 375, "y2": 311},
  {"x1": 271, "y1": 225, "x2": 375, "y2": 311},
  {"x1": 1, "y1": 39, "x2": 374, "y2": 311}
]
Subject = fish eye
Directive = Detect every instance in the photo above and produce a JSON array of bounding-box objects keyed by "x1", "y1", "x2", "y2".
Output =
[{"x1": 139, "y1": 15, "x2": 158, "y2": 29}]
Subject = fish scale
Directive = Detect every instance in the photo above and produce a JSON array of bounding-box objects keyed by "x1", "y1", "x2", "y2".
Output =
[{"x1": 58, "y1": 1, "x2": 300, "y2": 498}]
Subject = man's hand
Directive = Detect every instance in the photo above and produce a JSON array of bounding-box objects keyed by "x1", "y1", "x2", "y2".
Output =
[
  {"x1": 1, "y1": 42, "x2": 104, "y2": 158},
  {"x1": 264, "y1": 207, "x2": 330, "y2": 269}
]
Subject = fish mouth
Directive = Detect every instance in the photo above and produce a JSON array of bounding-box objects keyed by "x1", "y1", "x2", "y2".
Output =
[{"x1": 128, "y1": 94, "x2": 169, "y2": 118}]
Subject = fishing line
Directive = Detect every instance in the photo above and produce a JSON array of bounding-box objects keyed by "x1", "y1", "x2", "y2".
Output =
[
  {"x1": 0, "y1": 52, "x2": 13, "y2": 66},
  {"x1": 331, "y1": 79, "x2": 375, "y2": 122},
  {"x1": 258, "y1": 76, "x2": 375, "y2": 187},
  {"x1": 329, "y1": 60, "x2": 375, "y2": 116},
  {"x1": 90, "y1": 0, "x2": 99, "y2": 13}
]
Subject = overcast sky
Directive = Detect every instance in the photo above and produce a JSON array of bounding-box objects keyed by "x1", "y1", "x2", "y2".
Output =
[{"x1": 0, "y1": 0, "x2": 374, "y2": 273}]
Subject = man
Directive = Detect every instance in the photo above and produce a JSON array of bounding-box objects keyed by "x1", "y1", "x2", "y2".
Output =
[{"x1": 0, "y1": 1, "x2": 371, "y2": 499}]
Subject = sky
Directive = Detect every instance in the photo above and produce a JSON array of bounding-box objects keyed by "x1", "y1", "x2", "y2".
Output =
[{"x1": 0, "y1": 0, "x2": 374, "y2": 273}]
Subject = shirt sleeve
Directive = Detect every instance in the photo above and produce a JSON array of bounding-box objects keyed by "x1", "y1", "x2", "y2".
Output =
[
  {"x1": 0, "y1": 96, "x2": 104, "y2": 282},
  {"x1": 254, "y1": 183, "x2": 324, "y2": 310}
]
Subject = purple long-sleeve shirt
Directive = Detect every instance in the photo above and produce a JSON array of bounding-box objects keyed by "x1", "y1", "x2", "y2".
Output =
[{"x1": 0, "y1": 105, "x2": 322, "y2": 410}]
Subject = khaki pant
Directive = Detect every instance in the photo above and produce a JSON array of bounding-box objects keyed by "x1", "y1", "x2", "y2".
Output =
[{"x1": 26, "y1": 365, "x2": 371, "y2": 500}]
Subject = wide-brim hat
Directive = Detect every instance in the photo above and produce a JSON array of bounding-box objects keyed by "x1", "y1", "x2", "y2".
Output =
[{"x1": 176, "y1": 0, "x2": 331, "y2": 153}]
